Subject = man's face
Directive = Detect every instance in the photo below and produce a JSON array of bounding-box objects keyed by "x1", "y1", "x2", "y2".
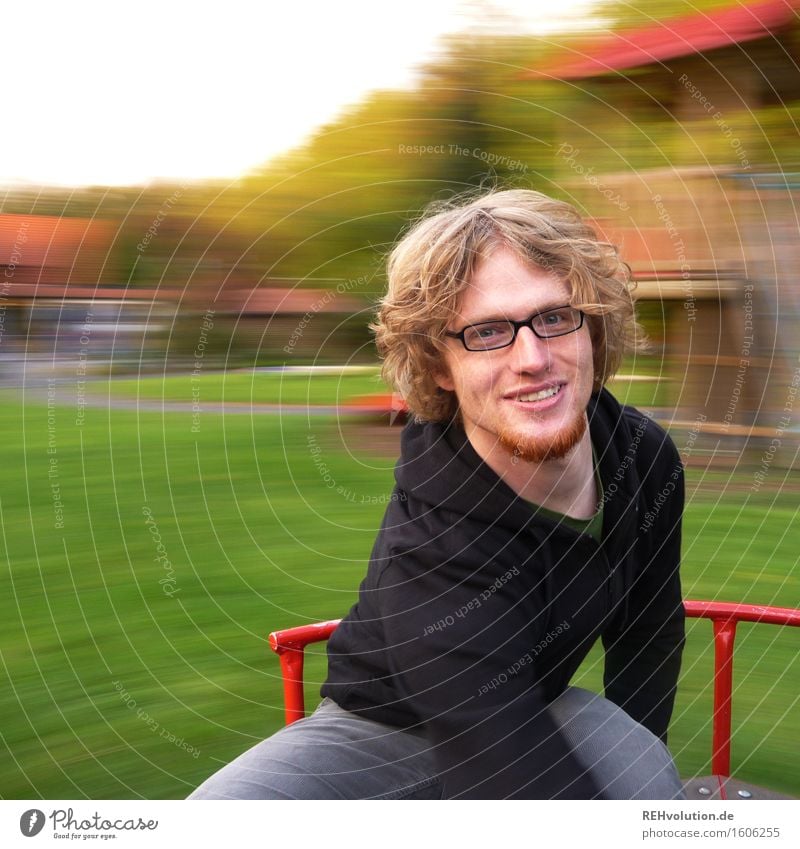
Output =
[{"x1": 436, "y1": 245, "x2": 595, "y2": 467}]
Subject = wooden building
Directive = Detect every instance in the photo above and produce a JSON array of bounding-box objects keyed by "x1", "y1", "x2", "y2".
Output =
[{"x1": 529, "y1": 0, "x2": 800, "y2": 453}]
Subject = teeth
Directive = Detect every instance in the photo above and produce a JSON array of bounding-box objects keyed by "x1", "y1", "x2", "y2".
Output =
[{"x1": 517, "y1": 385, "x2": 560, "y2": 402}]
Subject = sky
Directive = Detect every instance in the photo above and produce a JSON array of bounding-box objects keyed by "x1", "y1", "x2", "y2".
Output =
[{"x1": 2, "y1": 0, "x2": 600, "y2": 187}]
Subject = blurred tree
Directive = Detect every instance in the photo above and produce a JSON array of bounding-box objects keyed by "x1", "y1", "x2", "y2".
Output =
[
  {"x1": 596, "y1": 0, "x2": 742, "y2": 27},
  {"x1": 227, "y1": 29, "x2": 589, "y2": 293}
]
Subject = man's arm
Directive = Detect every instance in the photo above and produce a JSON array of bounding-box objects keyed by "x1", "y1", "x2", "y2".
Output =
[{"x1": 602, "y1": 452, "x2": 685, "y2": 742}]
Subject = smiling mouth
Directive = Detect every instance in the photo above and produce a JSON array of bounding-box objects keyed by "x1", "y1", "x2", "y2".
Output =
[{"x1": 516, "y1": 384, "x2": 563, "y2": 403}]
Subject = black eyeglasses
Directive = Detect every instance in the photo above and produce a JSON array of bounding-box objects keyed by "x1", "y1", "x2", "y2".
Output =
[{"x1": 444, "y1": 305, "x2": 585, "y2": 351}]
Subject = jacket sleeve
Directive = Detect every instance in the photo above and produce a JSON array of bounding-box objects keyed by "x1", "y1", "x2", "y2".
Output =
[
  {"x1": 602, "y1": 446, "x2": 685, "y2": 743},
  {"x1": 375, "y1": 550, "x2": 601, "y2": 799}
]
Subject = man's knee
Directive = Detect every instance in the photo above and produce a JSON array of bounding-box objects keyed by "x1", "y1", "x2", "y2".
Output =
[{"x1": 548, "y1": 687, "x2": 685, "y2": 800}]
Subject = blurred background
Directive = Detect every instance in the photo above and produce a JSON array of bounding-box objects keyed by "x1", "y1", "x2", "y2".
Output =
[{"x1": 2, "y1": 0, "x2": 799, "y2": 799}]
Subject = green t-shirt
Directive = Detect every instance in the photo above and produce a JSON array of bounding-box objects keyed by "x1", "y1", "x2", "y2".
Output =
[{"x1": 527, "y1": 452, "x2": 604, "y2": 543}]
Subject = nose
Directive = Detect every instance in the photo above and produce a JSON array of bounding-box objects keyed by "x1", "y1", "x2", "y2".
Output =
[{"x1": 510, "y1": 325, "x2": 551, "y2": 373}]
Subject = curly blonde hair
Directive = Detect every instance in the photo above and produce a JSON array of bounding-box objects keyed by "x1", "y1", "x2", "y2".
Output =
[{"x1": 373, "y1": 188, "x2": 644, "y2": 422}]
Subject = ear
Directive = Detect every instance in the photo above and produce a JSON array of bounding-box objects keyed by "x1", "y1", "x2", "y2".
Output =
[{"x1": 433, "y1": 364, "x2": 455, "y2": 392}]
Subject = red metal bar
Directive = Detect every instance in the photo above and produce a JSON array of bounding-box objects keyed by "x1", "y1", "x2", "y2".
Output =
[
  {"x1": 268, "y1": 603, "x2": 800, "y2": 775},
  {"x1": 683, "y1": 601, "x2": 800, "y2": 777},
  {"x1": 710, "y1": 618, "x2": 737, "y2": 776},
  {"x1": 268, "y1": 620, "x2": 341, "y2": 725},
  {"x1": 683, "y1": 601, "x2": 800, "y2": 628},
  {"x1": 276, "y1": 648, "x2": 306, "y2": 726}
]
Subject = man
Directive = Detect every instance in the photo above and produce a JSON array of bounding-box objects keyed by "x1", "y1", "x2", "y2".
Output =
[{"x1": 191, "y1": 189, "x2": 686, "y2": 800}]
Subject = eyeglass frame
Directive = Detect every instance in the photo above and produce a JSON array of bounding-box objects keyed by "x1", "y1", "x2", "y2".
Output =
[{"x1": 443, "y1": 305, "x2": 586, "y2": 351}]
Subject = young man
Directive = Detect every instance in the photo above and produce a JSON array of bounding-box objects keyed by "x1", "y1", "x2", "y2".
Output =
[{"x1": 191, "y1": 189, "x2": 686, "y2": 800}]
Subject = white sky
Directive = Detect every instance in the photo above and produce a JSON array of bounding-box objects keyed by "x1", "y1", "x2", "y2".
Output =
[{"x1": 2, "y1": 0, "x2": 599, "y2": 187}]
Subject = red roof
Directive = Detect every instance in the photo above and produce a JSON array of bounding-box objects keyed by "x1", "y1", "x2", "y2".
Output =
[
  {"x1": 0, "y1": 213, "x2": 114, "y2": 268},
  {"x1": 532, "y1": 0, "x2": 799, "y2": 80}
]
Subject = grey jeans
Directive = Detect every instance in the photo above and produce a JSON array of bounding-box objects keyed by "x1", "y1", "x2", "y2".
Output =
[{"x1": 188, "y1": 687, "x2": 685, "y2": 800}]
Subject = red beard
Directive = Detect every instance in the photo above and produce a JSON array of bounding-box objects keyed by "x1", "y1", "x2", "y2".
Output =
[{"x1": 498, "y1": 411, "x2": 587, "y2": 464}]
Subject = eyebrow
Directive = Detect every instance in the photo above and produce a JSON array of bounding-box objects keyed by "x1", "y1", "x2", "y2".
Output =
[{"x1": 459, "y1": 303, "x2": 571, "y2": 326}]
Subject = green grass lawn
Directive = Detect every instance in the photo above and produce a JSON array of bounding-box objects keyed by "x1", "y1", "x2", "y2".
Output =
[
  {"x1": 1, "y1": 384, "x2": 798, "y2": 799},
  {"x1": 88, "y1": 368, "x2": 391, "y2": 406}
]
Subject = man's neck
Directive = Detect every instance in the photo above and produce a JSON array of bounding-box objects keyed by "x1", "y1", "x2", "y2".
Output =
[{"x1": 466, "y1": 422, "x2": 598, "y2": 519}]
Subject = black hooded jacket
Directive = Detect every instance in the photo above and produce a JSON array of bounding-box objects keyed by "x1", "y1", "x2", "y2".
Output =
[{"x1": 321, "y1": 388, "x2": 685, "y2": 798}]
